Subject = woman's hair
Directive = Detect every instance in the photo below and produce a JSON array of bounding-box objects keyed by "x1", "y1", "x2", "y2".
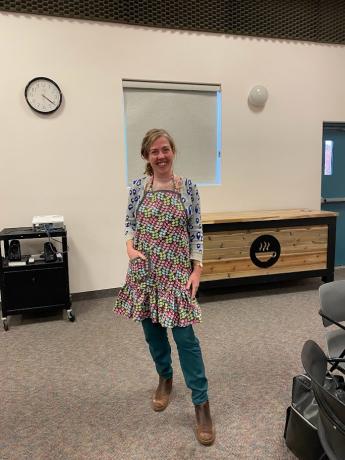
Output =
[{"x1": 141, "y1": 128, "x2": 176, "y2": 176}]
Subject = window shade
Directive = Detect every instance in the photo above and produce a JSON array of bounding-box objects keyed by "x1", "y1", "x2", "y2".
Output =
[{"x1": 123, "y1": 80, "x2": 221, "y2": 185}]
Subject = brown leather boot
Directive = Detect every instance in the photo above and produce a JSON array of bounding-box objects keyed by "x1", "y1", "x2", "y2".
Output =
[
  {"x1": 152, "y1": 376, "x2": 173, "y2": 412},
  {"x1": 195, "y1": 401, "x2": 215, "y2": 446}
]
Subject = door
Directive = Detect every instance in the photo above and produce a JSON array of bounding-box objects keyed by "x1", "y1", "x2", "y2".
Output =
[
  {"x1": 2, "y1": 267, "x2": 68, "y2": 312},
  {"x1": 321, "y1": 123, "x2": 345, "y2": 266}
]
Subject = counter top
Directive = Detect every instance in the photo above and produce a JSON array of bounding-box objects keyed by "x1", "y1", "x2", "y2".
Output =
[{"x1": 202, "y1": 209, "x2": 337, "y2": 225}]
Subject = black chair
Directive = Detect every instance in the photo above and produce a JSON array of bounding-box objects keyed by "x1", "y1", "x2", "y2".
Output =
[
  {"x1": 319, "y1": 281, "x2": 345, "y2": 374},
  {"x1": 301, "y1": 340, "x2": 345, "y2": 460}
]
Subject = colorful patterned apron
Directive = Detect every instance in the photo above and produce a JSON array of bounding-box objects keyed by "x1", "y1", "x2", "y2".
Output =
[{"x1": 114, "y1": 179, "x2": 202, "y2": 328}]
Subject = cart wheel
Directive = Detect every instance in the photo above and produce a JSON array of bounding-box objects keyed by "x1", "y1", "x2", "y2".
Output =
[
  {"x1": 67, "y1": 310, "x2": 75, "y2": 322},
  {"x1": 2, "y1": 319, "x2": 8, "y2": 331}
]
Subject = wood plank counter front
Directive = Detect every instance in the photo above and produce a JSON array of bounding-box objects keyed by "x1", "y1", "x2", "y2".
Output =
[{"x1": 200, "y1": 209, "x2": 337, "y2": 287}]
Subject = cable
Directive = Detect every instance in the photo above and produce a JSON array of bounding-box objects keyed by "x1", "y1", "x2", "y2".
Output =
[{"x1": 42, "y1": 224, "x2": 69, "y2": 255}]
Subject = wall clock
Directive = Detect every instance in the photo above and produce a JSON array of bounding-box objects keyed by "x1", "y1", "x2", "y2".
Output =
[{"x1": 25, "y1": 77, "x2": 62, "y2": 114}]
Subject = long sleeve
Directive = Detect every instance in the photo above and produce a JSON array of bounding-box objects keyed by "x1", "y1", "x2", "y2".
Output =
[
  {"x1": 185, "y1": 180, "x2": 203, "y2": 261},
  {"x1": 124, "y1": 177, "x2": 146, "y2": 241},
  {"x1": 125, "y1": 185, "x2": 136, "y2": 241}
]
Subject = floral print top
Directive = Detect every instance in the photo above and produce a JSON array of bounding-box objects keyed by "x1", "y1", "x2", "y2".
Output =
[{"x1": 125, "y1": 175, "x2": 203, "y2": 262}]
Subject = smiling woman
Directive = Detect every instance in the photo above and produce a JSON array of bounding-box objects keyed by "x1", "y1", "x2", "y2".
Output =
[
  {"x1": 141, "y1": 129, "x2": 176, "y2": 178},
  {"x1": 113, "y1": 128, "x2": 215, "y2": 446}
]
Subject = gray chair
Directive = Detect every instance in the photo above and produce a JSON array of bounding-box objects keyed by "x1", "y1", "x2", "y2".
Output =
[
  {"x1": 301, "y1": 340, "x2": 345, "y2": 460},
  {"x1": 319, "y1": 280, "x2": 345, "y2": 374}
]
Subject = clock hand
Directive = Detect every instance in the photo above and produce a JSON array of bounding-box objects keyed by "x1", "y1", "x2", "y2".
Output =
[{"x1": 42, "y1": 94, "x2": 55, "y2": 105}]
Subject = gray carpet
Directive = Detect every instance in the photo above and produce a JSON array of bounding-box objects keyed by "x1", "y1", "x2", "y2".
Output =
[{"x1": 1, "y1": 271, "x2": 344, "y2": 460}]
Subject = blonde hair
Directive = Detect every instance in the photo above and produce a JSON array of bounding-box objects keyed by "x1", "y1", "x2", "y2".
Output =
[{"x1": 141, "y1": 129, "x2": 176, "y2": 176}]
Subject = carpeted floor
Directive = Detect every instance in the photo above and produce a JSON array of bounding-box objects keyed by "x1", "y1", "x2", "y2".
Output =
[{"x1": 1, "y1": 271, "x2": 344, "y2": 459}]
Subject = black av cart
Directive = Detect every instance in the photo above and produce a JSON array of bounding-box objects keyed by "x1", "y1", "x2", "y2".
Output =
[{"x1": 0, "y1": 226, "x2": 75, "y2": 330}]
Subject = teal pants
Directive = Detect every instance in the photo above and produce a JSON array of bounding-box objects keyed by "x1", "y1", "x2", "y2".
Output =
[{"x1": 141, "y1": 318, "x2": 208, "y2": 405}]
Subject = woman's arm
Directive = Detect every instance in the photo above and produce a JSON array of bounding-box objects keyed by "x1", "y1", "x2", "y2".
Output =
[
  {"x1": 125, "y1": 180, "x2": 146, "y2": 260},
  {"x1": 125, "y1": 184, "x2": 138, "y2": 241},
  {"x1": 185, "y1": 180, "x2": 203, "y2": 298},
  {"x1": 186, "y1": 181, "x2": 203, "y2": 262}
]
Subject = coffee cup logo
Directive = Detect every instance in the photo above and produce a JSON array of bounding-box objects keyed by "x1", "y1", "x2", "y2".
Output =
[{"x1": 250, "y1": 235, "x2": 281, "y2": 268}]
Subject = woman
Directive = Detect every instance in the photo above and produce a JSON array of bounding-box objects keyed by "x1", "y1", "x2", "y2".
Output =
[{"x1": 114, "y1": 129, "x2": 215, "y2": 446}]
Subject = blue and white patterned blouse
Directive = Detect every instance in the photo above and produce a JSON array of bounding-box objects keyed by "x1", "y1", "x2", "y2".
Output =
[{"x1": 125, "y1": 175, "x2": 203, "y2": 262}]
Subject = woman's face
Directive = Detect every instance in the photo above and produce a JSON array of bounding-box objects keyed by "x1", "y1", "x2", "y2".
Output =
[{"x1": 147, "y1": 136, "x2": 175, "y2": 176}]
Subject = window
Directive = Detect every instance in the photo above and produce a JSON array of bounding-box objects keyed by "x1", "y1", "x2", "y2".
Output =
[
  {"x1": 122, "y1": 80, "x2": 221, "y2": 185},
  {"x1": 324, "y1": 140, "x2": 333, "y2": 176}
]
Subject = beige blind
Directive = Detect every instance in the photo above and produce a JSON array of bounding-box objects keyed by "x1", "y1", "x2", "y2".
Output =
[{"x1": 123, "y1": 80, "x2": 221, "y2": 185}]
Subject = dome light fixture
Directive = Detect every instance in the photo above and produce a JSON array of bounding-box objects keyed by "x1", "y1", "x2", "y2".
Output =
[{"x1": 248, "y1": 85, "x2": 269, "y2": 107}]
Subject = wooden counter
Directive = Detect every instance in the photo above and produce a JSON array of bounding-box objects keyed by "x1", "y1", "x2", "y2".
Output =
[{"x1": 200, "y1": 209, "x2": 337, "y2": 287}]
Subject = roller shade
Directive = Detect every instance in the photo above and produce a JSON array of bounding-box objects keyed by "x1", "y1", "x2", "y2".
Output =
[{"x1": 123, "y1": 80, "x2": 221, "y2": 185}]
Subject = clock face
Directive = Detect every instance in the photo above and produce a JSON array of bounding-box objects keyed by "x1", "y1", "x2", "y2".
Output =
[{"x1": 25, "y1": 77, "x2": 62, "y2": 114}]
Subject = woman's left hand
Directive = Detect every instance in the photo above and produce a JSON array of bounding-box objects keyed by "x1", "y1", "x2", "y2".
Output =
[{"x1": 186, "y1": 268, "x2": 202, "y2": 299}]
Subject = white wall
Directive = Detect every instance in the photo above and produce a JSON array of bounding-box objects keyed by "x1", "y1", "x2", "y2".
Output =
[{"x1": 1, "y1": 12, "x2": 345, "y2": 292}]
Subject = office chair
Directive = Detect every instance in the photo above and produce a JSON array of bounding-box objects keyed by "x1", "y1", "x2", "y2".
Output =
[
  {"x1": 301, "y1": 340, "x2": 345, "y2": 460},
  {"x1": 319, "y1": 281, "x2": 345, "y2": 374}
]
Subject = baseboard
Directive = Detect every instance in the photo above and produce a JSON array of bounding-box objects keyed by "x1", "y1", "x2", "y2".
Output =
[
  {"x1": 72, "y1": 287, "x2": 120, "y2": 301},
  {"x1": 67, "y1": 269, "x2": 345, "y2": 301}
]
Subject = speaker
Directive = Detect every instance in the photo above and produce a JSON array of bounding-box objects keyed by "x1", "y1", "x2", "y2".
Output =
[
  {"x1": 8, "y1": 240, "x2": 21, "y2": 261},
  {"x1": 43, "y1": 242, "x2": 57, "y2": 262}
]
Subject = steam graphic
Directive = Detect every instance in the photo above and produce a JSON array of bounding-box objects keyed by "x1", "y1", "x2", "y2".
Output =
[{"x1": 259, "y1": 241, "x2": 270, "y2": 251}]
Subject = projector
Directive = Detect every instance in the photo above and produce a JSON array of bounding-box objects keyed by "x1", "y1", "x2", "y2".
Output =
[{"x1": 32, "y1": 215, "x2": 65, "y2": 231}]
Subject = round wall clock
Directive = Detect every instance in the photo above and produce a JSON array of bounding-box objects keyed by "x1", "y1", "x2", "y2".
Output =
[{"x1": 25, "y1": 77, "x2": 62, "y2": 114}]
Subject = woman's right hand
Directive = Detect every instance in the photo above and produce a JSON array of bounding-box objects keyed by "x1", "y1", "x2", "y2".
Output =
[{"x1": 126, "y1": 240, "x2": 147, "y2": 261}]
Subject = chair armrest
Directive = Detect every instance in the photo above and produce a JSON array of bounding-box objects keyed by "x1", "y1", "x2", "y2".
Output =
[{"x1": 319, "y1": 310, "x2": 345, "y2": 331}]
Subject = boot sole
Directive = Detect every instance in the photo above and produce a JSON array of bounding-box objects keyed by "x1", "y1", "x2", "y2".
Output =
[
  {"x1": 197, "y1": 436, "x2": 215, "y2": 446},
  {"x1": 152, "y1": 403, "x2": 169, "y2": 412},
  {"x1": 196, "y1": 429, "x2": 216, "y2": 446},
  {"x1": 151, "y1": 392, "x2": 171, "y2": 412}
]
